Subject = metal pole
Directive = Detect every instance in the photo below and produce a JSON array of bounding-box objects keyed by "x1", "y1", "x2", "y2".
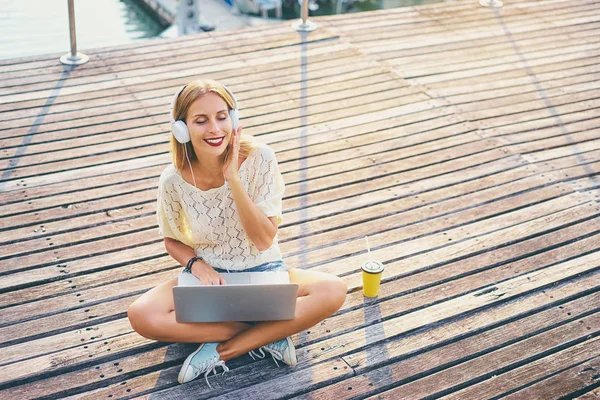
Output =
[
  {"x1": 60, "y1": 0, "x2": 89, "y2": 65},
  {"x1": 292, "y1": 0, "x2": 317, "y2": 32},
  {"x1": 479, "y1": 0, "x2": 503, "y2": 8}
]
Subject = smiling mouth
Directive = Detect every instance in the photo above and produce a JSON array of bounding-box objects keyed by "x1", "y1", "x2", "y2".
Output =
[{"x1": 204, "y1": 137, "x2": 225, "y2": 147}]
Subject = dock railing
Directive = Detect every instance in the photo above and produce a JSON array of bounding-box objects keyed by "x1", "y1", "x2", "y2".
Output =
[{"x1": 60, "y1": 0, "x2": 89, "y2": 65}]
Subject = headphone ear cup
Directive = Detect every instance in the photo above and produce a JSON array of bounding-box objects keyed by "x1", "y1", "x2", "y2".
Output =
[
  {"x1": 172, "y1": 121, "x2": 190, "y2": 143},
  {"x1": 230, "y1": 109, "x2": 240, "y2": 130}
]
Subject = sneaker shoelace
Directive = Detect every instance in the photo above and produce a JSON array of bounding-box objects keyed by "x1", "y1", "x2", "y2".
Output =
[
  {"x1": 192, "y1": 357, "x2": 229, "y2": 389},
  {"x1": 248, "y1": 339, "x2": 287, "y2": 367}
]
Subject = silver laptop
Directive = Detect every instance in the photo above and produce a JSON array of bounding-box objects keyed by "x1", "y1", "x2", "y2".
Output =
[{"x1": 173, "y1": 271, "x2": 299, "y2": 323}]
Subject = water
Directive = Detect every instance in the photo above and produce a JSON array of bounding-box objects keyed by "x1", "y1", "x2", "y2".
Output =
[
  {"x1": 0, "y1": 0, "x2": 166, "y2": 61},
  {"x1": 250, "y1": 0, "x2": 449, "y2": 20},
  {"x1": 0, "y1": 0, "x2": 448, "y2": 61}
]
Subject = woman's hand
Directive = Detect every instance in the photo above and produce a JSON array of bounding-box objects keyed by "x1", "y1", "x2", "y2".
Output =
[
  {"x1": 223, "y1": 126, "x2": 242, "y2": 183},
  {"x1": 191, "y1": 261, "x2": 226, "y2": 285}
]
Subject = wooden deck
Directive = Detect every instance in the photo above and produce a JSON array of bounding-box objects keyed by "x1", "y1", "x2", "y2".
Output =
[{"x1": 1, "y1": 0, "x2": 599, "y2": 398}]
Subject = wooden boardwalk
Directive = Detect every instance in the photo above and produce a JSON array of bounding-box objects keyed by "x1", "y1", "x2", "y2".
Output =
[{"x1": 1, "y1": 0, "x2": 599, "y2": 398}]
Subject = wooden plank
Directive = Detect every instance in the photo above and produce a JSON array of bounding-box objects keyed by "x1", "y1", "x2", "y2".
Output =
[
  {"x1": 454, "y1": 79, "x2": 600, "y2": 115},
  {"x1": 3, "y1": 193, "x2": 597, "y2": 360},
  {"x1": 154, "y1": 252, "x2": 600, "y2": 399},
  {"x1": 0, "y1": 30, "x2": 338, "y2": 94},
  {"x1": 343, "y1": 4, "x2": 600, "y2": 51},
  {"x1": 0, "y1": 59, "x2": 386, "y2": 123},
  {"x1": 0, "y1": 158, "x2": 587, "y2": 311},
  {"x1": 483, "y1": 108, "x2": 600, "y2": 138},
  {"x1": 507, "y1": 128, "x2": 600, "y2": 155},
  {"x1": 5, "y1": 194, "x2": 599, "y2": 344},
  {"x1": 285, "y1": 181, "x2": 594, "y2": 268},
  {"x1": 408, "y1": 48, "x2": 600, "y2": 85},
  {"x1": 485, "y1": 116, "x2": 600, "y2": 143},
  {"x1": 0, "y1": 30, "x2": 338, "y2": 85},
  {"x1": 443, "y1": 341, "x2": 600, "y2": 399},
  {"x1": 431, "y1": 62, "x2": 600, "y2": 100},
  {"x1": 2, "y1": 167, "x2": 584, "y2": 317},
  {"x1": 367, "y1": 333, "x2": 600, "y2": 399},
  {"x1": 414, "y1": 51, "x2": 600, "y2": 91},
  {"x1": 473, "y1": 98, "x2": 600, "y2": 131},
  {"x1": 0, "y1": 163, "x2": 165, "y2": 212},
  {"x1": 522, "y1": 141, "x2": 600, "y2": 164},
  {"x1": 0, "y1": 152, "x2": 520, "y2": 293},
  {"x1": 0, "y1": 86, "x2": 424, "y2": 157},
  {"x1": 458, "y1": 88, "x2": 600, "y2": 123},
  {"x1": 0, "y1": 105, "x2": 450, "y2": 218},
  {"x1": 0, "y1": 65, "x2": 400, "y2": 141},
  {"x1": 314, "y1": 247, "x2": 600, "y2": 372},
  {"x1": 0, "y1": 119, "x2": 469, "y2": 239},
  {"x1": 0, "y1": 42, "x2": 353, "y2": 105},
  {"x1": 1, "y1": 268, "x2": 594, "y2": 400},
  {"x1": 5, "y1": 159, "x2": 594, "y2": 307},
  {"x1": 381, "y1": 21, "x2": 600, "y2": 65},
  {"x1": 0, "y1": 245, "x2": 170, "y2": 306},
  {"x1": 312, "y1": 195, "x2": 599, "y2": 287},
  {"x1": 422, "y1": 56, "x2": 597, "y2": 97},
  {"x1": 2, "y1": 196, "x2": 598, "y2": 398},
  {"x1": 0, "y1": 47, "x2": 367, "y2": 114},
  {"x1": 294, "y1": 290, "x2": 600, "y2": 399},
  {"x1": 577, "y1": 386, "x2": 600, "y2": 399},
  {"x1": 400, "y1": 38, "x2": 600, "y2": 80}
]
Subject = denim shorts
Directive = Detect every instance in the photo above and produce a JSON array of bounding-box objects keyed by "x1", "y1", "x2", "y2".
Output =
[{"x1": 213, "y1": 260, "x2": 290, "y2": 273}]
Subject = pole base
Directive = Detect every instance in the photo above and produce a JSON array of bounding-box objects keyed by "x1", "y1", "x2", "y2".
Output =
[
  {"x1": 60, "y1": 52, "x2": 89, "y2": 65},
  {"x1": 291, "y1": 19, "x2": 317, "y2": 32},
  {"x1": 479, "y1": 0, "x2": 503, "y2": 7}
]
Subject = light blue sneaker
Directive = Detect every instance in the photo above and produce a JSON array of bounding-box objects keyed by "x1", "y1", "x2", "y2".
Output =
[
  {"x1": 249, "y1": 337, "x2": 297, "y2": 367},
  {"x1": 178, "y1": 342, "x2": 229, "y2": 387}
]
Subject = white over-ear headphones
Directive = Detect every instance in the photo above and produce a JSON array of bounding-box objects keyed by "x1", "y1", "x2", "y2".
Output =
[{"x1": 169, "y1": 84, "x2": 240, "y2": 144}]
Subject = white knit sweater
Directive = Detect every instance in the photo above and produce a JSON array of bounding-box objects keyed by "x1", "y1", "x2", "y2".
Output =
[{"x1": 157, "y1": 142, "x2": 285, "y2": 271}]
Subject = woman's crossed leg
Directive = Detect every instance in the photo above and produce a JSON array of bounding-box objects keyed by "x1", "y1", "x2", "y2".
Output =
[{"x1": 127, "y1": 268, "x2": 347, "y2": 361}]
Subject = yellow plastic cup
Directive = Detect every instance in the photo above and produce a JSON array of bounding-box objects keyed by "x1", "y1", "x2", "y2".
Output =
[{"x1": 362, "y1": 261, "x2": 384, "y2": 297}]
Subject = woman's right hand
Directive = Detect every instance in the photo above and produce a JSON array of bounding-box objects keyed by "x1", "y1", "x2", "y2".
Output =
[{"x1": 191, "y1": 261, "x2": 226, "y2": 285}]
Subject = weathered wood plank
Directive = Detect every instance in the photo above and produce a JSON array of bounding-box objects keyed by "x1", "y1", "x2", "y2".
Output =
[
  {"x1": 0, "y1": 70, "x2": 405, "y2": 142},
  {"x1": 444, "y1": 341, "x2": 600, "y2": 400},
  {"x1": 295, "y1": 290, "x2": 600, "y2": 399},
  {"x1": 0, "y1": 32, "x2": 339, "y2": 98},
  {"x1": 1, "y1": 200, "x2": 597, "y2": 388},
  {"x1": 368, "y1": 336, "x2": 600, "y2": 400},
  {"x1": 0, "y1": 42, "x2": 353, "y2": 105},
  {"x1": 0, "y1": 47, "x2": 368, "y2": 114},
  {"x1": 0, "y1": 59, "x2": 385, "y2": 123},
  {"x1": 154, "y1": 254, "x2": 600, "y2": 399},
  {"x1": 2, "y1": 164, "x2": 594, "y2": 334},
  {"x1": 1, "y1": 1, "x2": 598, "y2": 399},
  {"x1": 382, "y1": 21, "x2": 600, "y2": 67},
  {"x1": 0, "y1": 30, "x2": 338, "y2": 87},
  {"x1": 2, "y1": 268, "x2": 596, "y2": 400}
]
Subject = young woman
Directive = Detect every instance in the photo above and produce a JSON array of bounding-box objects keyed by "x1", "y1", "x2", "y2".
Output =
[{"x1": 127, "y1": 79, "x2": 348, "y2": 387}]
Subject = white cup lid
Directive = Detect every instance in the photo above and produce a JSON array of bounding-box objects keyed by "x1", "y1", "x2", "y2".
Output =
[{"x1": 362, "y1": 260, "x2": 384, "y2": 274}]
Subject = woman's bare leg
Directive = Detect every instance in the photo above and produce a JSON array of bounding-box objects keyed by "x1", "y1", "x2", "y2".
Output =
[
  {"x1": 216, "y1": 268, "x2": 347, "y2": 361},
  {"x1": 127, "y1": 276, "x2": 252, "y2": 343}
]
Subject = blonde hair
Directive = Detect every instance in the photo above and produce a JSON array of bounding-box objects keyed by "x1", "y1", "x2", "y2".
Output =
[{"x1": 169, "y1": 79, "x2": 256, "y2": 170}]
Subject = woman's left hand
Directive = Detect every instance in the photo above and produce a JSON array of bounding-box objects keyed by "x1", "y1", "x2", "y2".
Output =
[{"x1": 223, "y1": 126, "x2": 242, "y2": 182}]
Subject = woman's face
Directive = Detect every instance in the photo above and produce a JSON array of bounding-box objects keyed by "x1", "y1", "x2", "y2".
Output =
[{"x1": 185, "y1": 92, "x2": 233, "y2": 159}]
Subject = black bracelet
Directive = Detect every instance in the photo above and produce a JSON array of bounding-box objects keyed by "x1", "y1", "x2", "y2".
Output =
[{"x1": 183, "y1": 256, "x2": 204, "y2": 273}]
